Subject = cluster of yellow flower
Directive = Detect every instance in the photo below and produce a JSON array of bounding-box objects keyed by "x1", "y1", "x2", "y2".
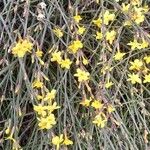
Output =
[
  {"x1": 9, "y1": 1, "x2": 150, "y2": 146},
  {"x1": 80, "y1": 98, "x2": 116, "y2": 128},
  {"x1": 127, "y1": 38, "x2": 149, "y2": 50},
  {"x1": 93, "y1": 10, "x2": 116, "y2": 44},
  {"x1": 53, "y1": 15, "x2": 86, "y2": 39},
  {"x1": 73, "y1": 15, "x2": 86, "y2": 35},
  {"x1": 93, "y1": 0, "x2": 149, "y2": 88},
  {"x1": 93, "y1": 10, "x2": 115, "y2": 27},
  {"x1": 7, "y1": 0, "x2": 150, "y2": 149},
  {"x1": 12, "y1": 38, "x2": 33, "y2": 58},
  {"x1": 66, "y1": 12, "x2": 118, "y2": 129},
  {"x1": 51, "y1": 51, "x2": 72, "y2": 69},
  {"x1": 95, "y1": 29, "x2": 117, "y2": 45},
  {"x1": 128, "y1": 57, "x2": 150, "y2": 84},
  {"x1": 122, "y1": 1, "x2": 148, "y2": 25},
  {"x1": 51, "y1": 14, "x2": 90, "y2": 85},
  {"x1": 32, "y1": 79, "x2": 60, "y2": 130},
  {"x1": 52, "y1": 133, "x2": 73, "y2": 150},
  {"x1": 18, "y1": 76, "x2": 74, "y2": 149}
]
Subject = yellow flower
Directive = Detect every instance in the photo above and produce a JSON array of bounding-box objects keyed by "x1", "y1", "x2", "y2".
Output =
[
  {"x1": 22, "y1": 39, "x2": 33, "y2": 50},
  {"x1": 63, "y1": 136, "x2": 73, "y2": 145},
  {"x1": 73, "y1": 15, "x2": 82, "y2": 23},
  {"x1": 127, "y1": 73, "x2": 142, "y2": 84},
  {"x1": 143, "y1": 74, "x2": 150, "y2": 83},
  {"x1": 95, "y1": 31, "x2": 103, "y2": 40},
  {"x1": 74, "y1": 68, "x2": 90, "y2": 82},
  {"x1": 77, "y1": 26, "x2": 86, "y2": 35},
  {"x1": 38, "y1": 114, "x2": 56, "y2": 129},
  {"x1": 135, "y1": 15, "x2": 145, "y2": 24},
  {"x1": 92, "y1": 18, "x2": 102, "y2": 28},
  {"x1": 93, "y1": 113, "x2": 107, "y2": 128},
  {"x1": 135, "y1": 14, "x2": 145, "y2": 25},
  {"x1": 68, "y1": 40, "x2": 83, "y2": 53},
  {"x1": 43, "y1": 89, "x2": 56, "y2": 101},
  {"x1": 105, "y1": 81, "x2": 113, "y2": 89},
  {"x1": 51, "y1": 51, "x2": 62, "y2": 63},
  {"x1": 142, "y1": 5, "x2": 149, "y2": 13},
  {"x1": 82, "y1": 57, "x2": 89, "y2": 65},
  {"x1": 36, "y1": 49, "x2": 43, "y2": 58},
  {"x1": 33, "y1": 105, "x2": 47, "y2": 116},
  {"x1": 107, "y1": 105, "x2": 115, "y2": 113},
  {"x1": 52, "y1": 134, "x2": 64, "y2": 150},
  {"x1": 127, "y1": 39, "x2": 141, "y2": 50},
  {"x1": 60, "y1": 58, "x2": 72, "y2": 69},
  {"x1": 46, "y1": 102, "x2": 60, "y2": 113},
  {"x1": 122, "y1": 3, "x2": 130, "y2": 12},
  {"x1": 91, "y1": 100, "x2": 103, "y2": 109},
  {"x1": 12, "y1": 39, "x2": 33, "y2": 58},
  {"x1": 106, "y1": 30, "x2": 116, "y2": 44},
  {"x1": 144, "y1": 56, "x2": 150, "y2": 64},
  {"x1": 32, "y1": 79, "x2": 43, "y2": 88},
  {"x1": 53, "y1": 27, "x2": 63, "y2": 38},
  {"x1": 129, "y1": 59, "x2": 143, "y2": 71},
  {"x1": 80, "y1": 98, "x2": 91, "y2": 107},
  {"x1": 130, "y1": 6, "x2": 146, "y2": 24},
  {"x1": 114, "y1": 51, "x2": 126, "y2": 60},
  {"x1": 140, "y1": 39, "x2": 149, "y2": 49},
  {"x1": 103, "y1": 10, "x2": 115, "y2": 25}
]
